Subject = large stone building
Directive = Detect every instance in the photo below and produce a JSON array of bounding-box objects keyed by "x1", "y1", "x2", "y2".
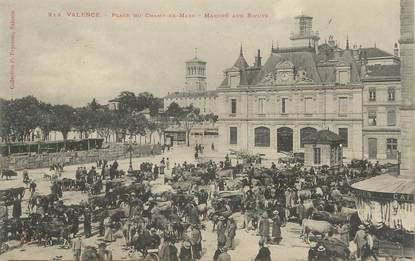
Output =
[
  {"x1": 399, "y1": 0, "x2": 415, "y2": 178},
  {"x1": 164, "y1": 15, "x2": 403, "y2": 163}
]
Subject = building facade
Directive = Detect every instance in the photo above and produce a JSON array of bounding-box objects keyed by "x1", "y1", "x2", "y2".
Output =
[{"x1": 164, "y1": 15, "x2": 403, "y2": 163}]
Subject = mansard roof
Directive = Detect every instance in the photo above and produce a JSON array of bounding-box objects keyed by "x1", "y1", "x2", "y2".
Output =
[
  {"x1": 252, "y1": 48, "x2": 322, "y2": 85},
  {"x1": 363, "y1": 64, "x2": 400, "y2": 81},
  {"x1": 361, "y1": 47, "x2": 393, "y2": 58}
]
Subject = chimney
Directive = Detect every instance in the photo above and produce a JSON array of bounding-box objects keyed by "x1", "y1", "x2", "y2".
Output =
[
  {"x1": 255, "y1": 49, "x2": 262, "y2": 67},
  {"x1": 394, "y1": 42, "x2": 399, "y2": 57}
]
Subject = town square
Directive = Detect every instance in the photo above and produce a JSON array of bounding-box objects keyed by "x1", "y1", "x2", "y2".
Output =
[{"x1": 0, "y1": 0, "x2": 414, "y2": 260}]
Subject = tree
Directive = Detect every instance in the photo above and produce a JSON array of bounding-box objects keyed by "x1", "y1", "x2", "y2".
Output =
[
  {"x1": 37, "y1": 102, "x2": 55, "y2": 141},
  {"x1": 117, "y1": 91, "x2": 137, "y2": 113},
  {"x1": 0, "y1": 98, "x2": 11, "y2": 142},
  {"x1": 165, "y1": 102, "x2": 185, "y2": 119},
  {"x1": 182, "y1": 110, "x2": 202, "y2": 147},
  {"x1": 52, "y1": 104, "x2": 75, "y2": 141},
  {"x1": 96, "y1": 108, "x2": 116, "y2": 142},
  {"x1": 8, "y1": 96, "x2": 41, "y2": 141}
]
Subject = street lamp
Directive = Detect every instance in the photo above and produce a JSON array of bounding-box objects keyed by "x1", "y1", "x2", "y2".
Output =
[{"x1": 127, "y1": 139, "x2": 134, "y2": 173}]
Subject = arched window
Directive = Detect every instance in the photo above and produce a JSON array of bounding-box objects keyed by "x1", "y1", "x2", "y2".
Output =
[
  {"x1": 255, "y1": 127, "x2": 270, "y2": 147},
  {"x1": 300, "y1": 127, "x2": 317, "y2": 148}
]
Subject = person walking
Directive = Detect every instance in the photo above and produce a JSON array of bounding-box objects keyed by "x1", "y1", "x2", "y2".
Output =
[
  {"x1": 254, "y1": 238, "x2": 271, "y2": 261},
  {"x1": 189, "y1": 224, "x2": 202, "y2": 259},
  {"x1": 216, "y1": 216, "x2": 227, "y2": 247},
  {"x1": 83, "y1": 209, "x2": 92, "y2": 238},
  {"x1": 354, "y1": 225, "x2": 368, "y2": 261},
  {"x1": 72, "y1": 234, "x2": 83, "y2": 261},
  {"x1": 271, "y1": 210, "x2": 282, "y2": 245},
  {"x1": 258, "y1": 212, "x2": 270, "y2": 243},
  {"x1": 104, "y1": 217, "x2": 114, "y2": 242},
  {"x1": 225, "y1": 218, "x2": 237, "y2": 250},
  {"x1": 122, "y1": 218, "x2": 131, "y2": 245}
]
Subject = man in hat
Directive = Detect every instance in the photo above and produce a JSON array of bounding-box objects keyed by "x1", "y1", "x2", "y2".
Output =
[
  {"x1": 216, "y1": 216, "x2": 227, "y2": 247},
  {"x1": 72, "y1": 234, "x2": 83, "y2": 261},
  {"x1": 271, "y1": 210, "x2": 282, "y2": 245},
  {"x1": 354, "y1": 225, "x2": 368, "y2": 260}
]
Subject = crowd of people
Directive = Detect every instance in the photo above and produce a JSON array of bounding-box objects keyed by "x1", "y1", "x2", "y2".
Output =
[{"x1": 0, "y1": 146, "x2": 392, "y2": 261}]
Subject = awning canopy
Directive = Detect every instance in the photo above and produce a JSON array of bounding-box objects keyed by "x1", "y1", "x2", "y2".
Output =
[{"x1": 351, "y1": 174, "x2": 415, "y2": 203}]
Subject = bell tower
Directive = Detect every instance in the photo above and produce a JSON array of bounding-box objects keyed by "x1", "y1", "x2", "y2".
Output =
[
  {"x1": 184, "y1": 49, "x2": 207, "y2": 93},
  {"x1": 399, "y1": 0, "x2": 415, "y2": 179},
  {"x1": 290, "y1": 14, "x2": 320, "y2": 52}
]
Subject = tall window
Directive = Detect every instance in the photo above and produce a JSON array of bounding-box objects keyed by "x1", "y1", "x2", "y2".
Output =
[
  {"x1": 229, "y1": 127, "x2": 237, "y2": 145},
  {"x1": 231, "y1": 99, "x2": 237, "y2": 114},
  {"x1": 369, "y1": 88, "x2": 376, "y2": 101},
  {"x1": 368, "y1": 138, "x2": 378, "y2": 159},
  {"x1": 338, "y1": 97, "x2": 348, "y2": 114},
  {"x1": 300, "y1": 127, "x2": 317, "y2": 148},
  {"x1": 368, "y1": 111, "x2": 377, "y2": 126},
  {"x1": 281, "y1": 98, "x2": 288, "y2": 113},
  {"x1": 258, "y1": 98, "x2": 265, "y2": 114},
  {"x1": 254, "y1": 127, "x2": 270, "y2": 147},
  {"x1": 338, "y1": 128, "x2": 348, "y2": 147},
  {"x1": 304, "y1": 97, "x2": 313, "y2": 113},
  {"x1": 388, "y1": 88, "x2": 396, "y2": 101},
  {"x1": 387, "y1": 111, "x2": 396, "y2": 126},
  {"x1": 314, "y1": 147, "x2": 321, "y2": 164},
  {"x1": 386, "y1": 138, "x2": 398, "y2": 159}
]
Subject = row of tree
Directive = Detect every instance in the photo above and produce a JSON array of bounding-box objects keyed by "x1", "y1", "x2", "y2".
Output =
[{"x1": 0, "y1": 91, "x2": 218, "y2": 146}]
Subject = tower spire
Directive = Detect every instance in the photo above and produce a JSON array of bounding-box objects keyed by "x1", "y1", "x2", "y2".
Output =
[
  {"x1": 194, "y1": 48, "x2": 198, "y2": 58},
  {"x1": 240, "y1": 44, "x2": 243, "y2": 56}
]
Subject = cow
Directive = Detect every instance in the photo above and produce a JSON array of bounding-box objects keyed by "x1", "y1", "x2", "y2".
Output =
[
  {"x1": 298, "y1": 190, "x2": 312, "y2": 201},
  {"x1": 301, "y1": 219, "x2": 336, "y2": 243},
  {"x1": 1, "y1": 169, "x2": 17, "y2": 180}
]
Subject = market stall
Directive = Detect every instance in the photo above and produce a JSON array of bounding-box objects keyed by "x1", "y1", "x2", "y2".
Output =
[{"x1": 351, "y1": 174, "x2": 415, "y2": 232}]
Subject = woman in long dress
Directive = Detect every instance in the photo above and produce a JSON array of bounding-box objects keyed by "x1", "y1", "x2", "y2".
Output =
[
  {"x1": 271, "y1": 210, "x2": 282, "y2": 245},
  {"x1": 104, "y1": 217, "x2": 114, "y2": 242}
]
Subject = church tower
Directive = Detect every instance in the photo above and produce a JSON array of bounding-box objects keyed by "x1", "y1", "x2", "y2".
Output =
[
  {"x1": 399, "y1": 0, "x2": 415, "y2": 179},
  {"x1": 290, "y1": 15, "x2": 320, "y2": 53},
  {"x1": 184, "y1": 50, "x2": 207, "y2": 93}
]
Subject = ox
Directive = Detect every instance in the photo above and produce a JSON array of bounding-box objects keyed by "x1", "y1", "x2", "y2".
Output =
[{"x1": 301, "y1": 219, "x2": 336, "y2": 243}]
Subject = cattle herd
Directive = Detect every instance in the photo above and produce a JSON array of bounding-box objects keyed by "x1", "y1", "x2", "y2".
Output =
[{"x1": 0, "y1": 154, "x2": 402, "y2": 261}]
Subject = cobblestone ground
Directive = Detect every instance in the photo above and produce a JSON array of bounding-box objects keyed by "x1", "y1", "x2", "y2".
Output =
[{"x1": 0, "y1": 146, "x2": 309, "y2": 261}]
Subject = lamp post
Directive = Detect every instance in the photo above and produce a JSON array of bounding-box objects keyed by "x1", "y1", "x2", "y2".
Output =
[{"x1": 127, "y1": 139, "x2": 134, "y2": 173}]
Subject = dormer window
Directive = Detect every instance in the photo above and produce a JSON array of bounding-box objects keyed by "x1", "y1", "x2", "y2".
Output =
[
  {"x1": 226, "y1": 68, "x2": 240, "y2": 88},
  {"x1": 335, "y1": 62, "x2": 351, "y2": 85}
]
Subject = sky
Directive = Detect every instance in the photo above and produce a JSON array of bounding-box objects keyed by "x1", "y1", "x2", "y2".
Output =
[{"x1": 0, "y1": 0, "x2": 400, "y2": 107}]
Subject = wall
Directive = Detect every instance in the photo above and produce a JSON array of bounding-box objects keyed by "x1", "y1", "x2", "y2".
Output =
[{"x1": 0, "y1": 144, "x2": 161, "y2": 171}]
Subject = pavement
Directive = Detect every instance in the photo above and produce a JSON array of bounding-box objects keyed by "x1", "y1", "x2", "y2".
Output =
[{"x1": 0, "y1": 145, "x2": 309, "y2": 261}]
